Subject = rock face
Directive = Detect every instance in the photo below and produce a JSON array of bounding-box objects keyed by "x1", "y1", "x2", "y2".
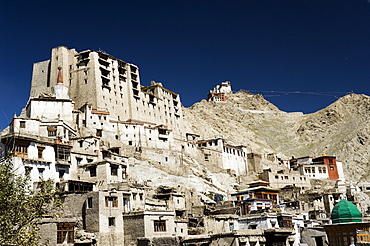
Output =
[{"x1": 185, "y1": 91, "x2": 370, "y2": 181}]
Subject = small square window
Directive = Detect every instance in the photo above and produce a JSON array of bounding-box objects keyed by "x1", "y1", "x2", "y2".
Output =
[
  {"x1": 108, "y1": 217, "x2": 115, "y2": 226},
  {"x1": 20, "y1": 121, "x2": 26, "y2": 128},
  {"x1": 48, "y1": 129, "x2": 57, "y2": 137}
]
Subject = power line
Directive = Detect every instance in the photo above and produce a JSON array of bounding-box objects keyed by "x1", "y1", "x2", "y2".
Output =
[{"x1": 241, "y1": 89, "x2": 353, "y2": 98}]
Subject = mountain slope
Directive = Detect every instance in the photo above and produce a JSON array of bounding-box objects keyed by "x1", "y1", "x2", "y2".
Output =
[{"x1": 185, "y1": 91, "x2": 370, "y2": 181}]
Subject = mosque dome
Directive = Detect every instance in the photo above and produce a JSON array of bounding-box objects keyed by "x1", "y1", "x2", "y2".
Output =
[{"x1": 331, "y1": 199, "x2": 362, "y2": 223}]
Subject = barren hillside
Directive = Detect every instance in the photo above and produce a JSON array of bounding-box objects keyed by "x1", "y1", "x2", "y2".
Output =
[{"x1": 185, "y1": 91, "x2": 370, "y2": 181}]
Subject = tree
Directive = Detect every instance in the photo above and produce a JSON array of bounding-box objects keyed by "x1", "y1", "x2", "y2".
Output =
[{"x1": 0, "y1": 157, "x2": 59, "y2": 245}]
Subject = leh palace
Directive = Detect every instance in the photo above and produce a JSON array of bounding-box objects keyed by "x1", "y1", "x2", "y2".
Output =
[{"x1": 2, "y1": 46, "x2": 370, "y2": 246}]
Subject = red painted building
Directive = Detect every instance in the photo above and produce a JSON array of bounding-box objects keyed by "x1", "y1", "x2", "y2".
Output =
[
  {"x1": 207, "y1": 92, "x2": 226, "y2": 101},
  {"x1": 313, "y1": 156, "x2": 339, "y2": 179}
]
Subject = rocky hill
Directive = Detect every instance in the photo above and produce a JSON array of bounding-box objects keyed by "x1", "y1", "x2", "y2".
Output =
[{"x1": 184, "y1": 91, "x2": 370, "y2": 181}]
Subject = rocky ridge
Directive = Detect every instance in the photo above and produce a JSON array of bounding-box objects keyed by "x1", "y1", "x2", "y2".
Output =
[{"x1": 184, "y1": 91, "x2": 370, "y2": 182}]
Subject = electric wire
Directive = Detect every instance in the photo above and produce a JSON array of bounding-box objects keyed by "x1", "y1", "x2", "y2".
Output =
[{"x1": 240, "y1": 89, "x2": 354, "y2": 99}]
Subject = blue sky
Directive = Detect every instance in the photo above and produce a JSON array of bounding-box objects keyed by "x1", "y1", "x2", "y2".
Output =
[{"x1": 0, "y1": 0, "x2": 369, "y2": 129}]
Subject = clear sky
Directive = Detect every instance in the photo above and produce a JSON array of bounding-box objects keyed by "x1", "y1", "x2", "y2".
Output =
[{"x1": 0, "y1": 0, "x2": 369, "y2": 129}]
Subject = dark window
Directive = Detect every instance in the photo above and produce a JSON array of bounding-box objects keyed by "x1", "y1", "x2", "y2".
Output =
[
  {"x1": 25, "y1": 166, "x2": 32, "y2": 176},
  {"x1": 87, "y1": 197, "x2": 93, "y2": 209},
  {"x1": 111, "y1": 165, "x2": 118, "y2": 176},
  {"x1": 59, "y1": 169, "x2": 65, "y2": 180},
  {"x1": 37, "y1": 146, "x2": 45, "y2": 159},
  {"x1": 108, "y1": 217, "x2": 115, "y2": 226},
  {"x1": 76, "y1": 157, "x2": 82, "y2": 165},
  {"x1": 102, "y1": 150, "x2": 110, "y2": 159},
  {"x1": 109, "y1": 147, "x2": 120, "y2": 154},
  {"x1": 56, "y1": 147, "x2": 71, "y2": 163},
  {"x1": 48, "y1": 128, "x2": 57, "y2": 137},
  {"x1": 154, "y1": 220, "x2": 166, "y2": 232},
  {"x1": 38, "y1": 168, "x2": 44, "y2": 179},
  {"x1": 68, "y1": 181, "x2": 93, "y2": 192},
  {"x1": 20, "y1": 121, "x2": 26, "y2": 128},
  {"x1": 158, "y1": 128, "x2": 168, "y2": 135},
  {"x1": 89, "y1": 166, "x2": 96, "y2": 177},
  {"x1": 57, "y1": 223, "x2": 74, "y2": 244},
  {"x1": 96, "y1": 129, "x2": 102, "y2": 137}
]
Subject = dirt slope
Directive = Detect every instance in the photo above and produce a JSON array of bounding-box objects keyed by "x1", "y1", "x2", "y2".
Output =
[{"x1": 185, "y1": 91, "x2": 370, "y2": 181}]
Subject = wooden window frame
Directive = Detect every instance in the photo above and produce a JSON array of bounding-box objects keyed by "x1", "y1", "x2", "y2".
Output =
[
  {"x1": 105, "y1": 196, "x2": 118, "y2": 207},
  {"x1": 154, "y1": 220, "x2": 166, "y2": 232},
  {"x1": 57, "y1": 222, "x2": 74, "y2": 244}
]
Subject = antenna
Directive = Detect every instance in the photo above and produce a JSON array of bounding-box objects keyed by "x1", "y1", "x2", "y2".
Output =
[{"x1": 98, "y1": 47, "x2": 110, "y2": 55}]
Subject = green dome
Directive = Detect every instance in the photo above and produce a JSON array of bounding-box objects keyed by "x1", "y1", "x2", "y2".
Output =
[{"x1": 331, "y1": 199, "x2": 362, "y2": 223}]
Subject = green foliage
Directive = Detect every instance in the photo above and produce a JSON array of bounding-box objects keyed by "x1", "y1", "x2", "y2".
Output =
[{"x1": 0, "y1": 158, "x2": 60, "y2": 246}]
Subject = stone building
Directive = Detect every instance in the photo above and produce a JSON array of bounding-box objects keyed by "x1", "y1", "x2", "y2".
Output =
[
  {"x1": 196, "y1": 138, "x2": 248, "y2": 176},
  {"x1": 290, "y1": 156, "x2": 345, "y2": 182},
  {"x1": 30, "y1": 46, "x2": 185, "y2": 139},
  {"x1": 207, "y1": 81, "x2": 232, "y2": 102},
  {"x1": 231, "y1": 181, "x2": 280, "y2": 215}
]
